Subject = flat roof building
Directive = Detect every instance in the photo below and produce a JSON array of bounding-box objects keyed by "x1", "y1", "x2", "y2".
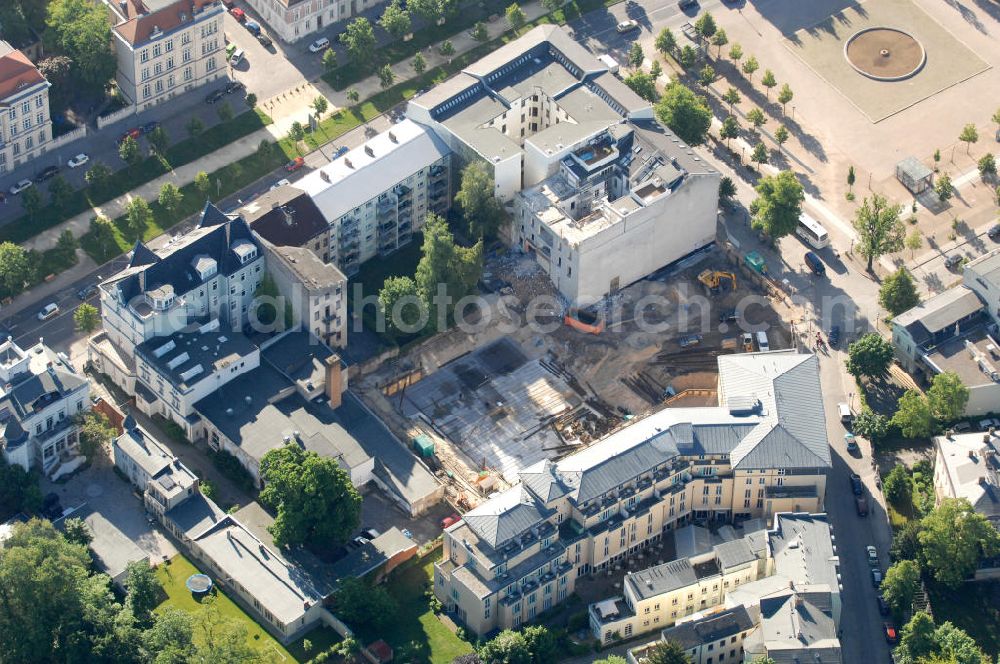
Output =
[{"x1": 933, "y1": 431, "x2": 1000, "y2": 527}]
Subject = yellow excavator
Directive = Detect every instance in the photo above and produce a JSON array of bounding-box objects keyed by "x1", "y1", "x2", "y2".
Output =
[{"x1": 698, "y1": 270, "x2": 737, "y2": 294}]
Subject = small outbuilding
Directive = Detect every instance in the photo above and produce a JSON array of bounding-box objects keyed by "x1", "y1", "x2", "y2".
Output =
[{"x1": 895, "y1": 156, "x2": 934, "y2": 194}]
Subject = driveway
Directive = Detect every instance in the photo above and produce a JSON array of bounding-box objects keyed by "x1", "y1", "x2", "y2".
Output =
[{"x1": 359, "y1": 487, "x2": 454, "y2": 547}]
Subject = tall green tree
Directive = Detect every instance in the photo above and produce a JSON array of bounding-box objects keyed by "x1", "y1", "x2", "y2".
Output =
[
  {"x1": 410, "y1": 0, "x2": 443, "y2": 23},
  {"x1": 678, "y1": 44, "x2": 697, "y2": 69},
  {"x1": 522, "y1": 625, "x2": 558, "y2": 664},
  {"x1": 378, "y1": 64, "x2": 395, "y2": 89},
  {"x1": 761, "y1": 69, "x2": 777, "y2": 98},
  {"x1": 196, "y1": 596, "x2": 265, "y2": 663},
  {"x1": 773, "y1": 125, "x2": 789, "y2": 149},
  {"x1": 719, "y1": 115, "x2": 739, "y2": 148},
  {"x1": 625, "y1": 71, "x2": 658, "y2": 102},
  {"x1": 750, "y1": 142, "x2": 768, "y2": 167},
  {"x1": 456, "y1": 161, "x2": 504, "y2": 240},
  {"x1": 85, "y1": 161, "x2": 112, "y2": 194},
  {"x1": 21, "y1": 186, "x2": 43, "y2": 221},
  {"x1": 413, "y1": 51, "x2": 427, "y2": 75},
  {"x1": 45, "y1": 0, "x2": 116, "y2": 89},
  {"x1": 881, "y1": 559, "x2": 920, "y2": 618},
  {"x1": 340, "y1": 17, "x2": 376, "y2": 65},
  {"x1": 883, "y1": 464, "x2": 913, "y2": 508},
  {"x1": 415, "y1": 214, "x2": 483, "y2": 330},
  {"x1": 378, "y1": 275, "x2": 425, "y2": 335},
  {"x1": 934, "y1": 173, "x2": 954, "y2": 203},
  {"x1": 977, "y1": 153, "x2": 996, "y2": 179},
  {"x1": 480, "y1": 630, "x2": 531, "y2": 664},
  {"x1": 74, "y1": 302, "x2": 100, "y2": 333},
  {"x1": 905, "y1": 229, "x2": 923, "y2": 258},
  {"x1": 78, "y1": 410, "x2": 116, "y2": 459},
  {"x1": 62, "y1": 517, "x2": 92, "y2": 546},
  {"x1": 899, "y1": 612, "x2": 938, "y2": 663},
  {"x1": 147, "y1": 126, "x2": 169, "y2": 155},
  {"x1": 124, "y1": 560, "x2": 159, "y2": 627},
  {"x1": 118, "y1": 135, "x2": 141, "y2": 166},
  {"x1": 879, "y1": 268, "x2": 920, "y2": 316},
  {"x1": 0, "y1": 241, "x2": 32, "y2": 297},
  {"x1": 741, "y1": 55, "x2": 759, "y2": 82},
  {"x1": 892, "y1": 390, "x2": 933, "y2": 439},
  {"x1": 846, "y1": 333, "x2": 894, "y2": 378},
  {"x1": 48, "y1": 174, "x2": 74, "y2": 210},
  {"x1": 750, "y1": 170, "x2": 804, "y2": 239},
  {"x1": 654, "y1": 81, "x2": 712, "y2": 146},
  {"x1": 125, "y1": 197, "x2": 152, "y2": 239},
  {"x1": 655, "y1": 27, "x2": 677, "y2": 56},
  {"x1": 778, "y1": 83, "x2": 794, "y2": 115},
  {"x1": 332, "y1": 577, "x2": 397, "y2": 632},
  {"x1": 505, "y1": 3, "x2": 526, "y2": 33},
  {"x1": 0, "y1": 458, "x2": 42, "y2": 521},
  {"x1": 88, "y1": 215, "x2": 117, "y2": 258},
  {"x1": 694, "y1": 12, "x2": 716, "y2": 39},
  {"x1": 186, "y1": 117, "x2": 204, "y2": 139},
  {"x1": 646, "y1": 640, "x2": 690, "y2": 664},
  {"x1": 926, "y1": 371, "x2": 969, "y2": 423},
  {"x1": 919, "y1": 498, "x2": 1000, "y2": 588},
  {"x1": 311, "y1": 95, "x2": 328, "y2": 119},
  {"x1": 719, "y1": 176, "x2": 737, "y2": 207},
  {"x1": 958, "y1": 123, "x2": 978, "y2": 154},
  {"x1": 379, "y1": 0, "x2": 411, "y2": 39},
  {"x1": 747, "y1": 107, "x2": 767, "y2": 132},
  {"x1": 728, "y1": 42, "x2": 743, "y2": 64},
  {"x1": 698, "y1": 64, "x2": 716, "y2": 87},
  {"x1": 853, "y1": 193, "x2": 905, "y2": 273},
  {"x1": 157, "y1": 182, "x2": 183, "y2": 215},
  {"x1": 711, "y1": 29, "x2": 728, "y2": 58},
  {"x1": 722, "y1": 87, "x2": 740, "y2": 112},
  {"x1": 628, "y1": 42, "x2": 644, "y2": 69},
  {"x1": 259, "y1": 443, "x2": 362, "y2": 549},
  {"x1": 145, "y1": 608, "x2": 197, "y2": 663},
  {"x1": 322, "y1": 47, "x2": 337, "y2": 72}
]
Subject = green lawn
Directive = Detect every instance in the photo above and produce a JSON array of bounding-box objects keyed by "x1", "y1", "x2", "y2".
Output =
[
  {"x1": 154, "y1": 554, "x2": 337, "y2": 663},
  {"x1": 354, "y1": 556, "x2": 472, "y2": 663},
  {"x1": 928, "y1": 580, "x2": 1000, "y2": 656}
]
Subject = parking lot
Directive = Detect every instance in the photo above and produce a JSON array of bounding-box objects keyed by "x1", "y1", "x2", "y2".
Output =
[{"x1": 359, "y1": 489, "x2": 456, "y2": 547}]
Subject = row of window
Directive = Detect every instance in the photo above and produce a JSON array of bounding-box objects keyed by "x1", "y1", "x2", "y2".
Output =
[
  {"x1": 140, "y1": 31, "x2": 192, "y2": 62},
  {"x1": 7, "y1": 95, "x2": 44, "y2": 121}
]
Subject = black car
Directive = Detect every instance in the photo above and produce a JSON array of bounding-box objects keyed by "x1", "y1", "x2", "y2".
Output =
[
  {"x1": 678, "y1": 0, "x2": 697, "y2": 8},
  {"x1": 205, "y1": 89, "x2": 226, "y2": 104},
  {"x1": 77, "y1": 284, "x2": 97, "y2": 300},
  {"x1": 988, "y1": 224, "x2": 1000, "y2": 241},
  {"x1": 828, "y1": 325, "x2": 841, "y2": 347},
  {"x1": 140, "y1": 121, "x2": 159, "y2": 134},
  {"x1": 225, "y1": 80, "x2": 245, "y2": 95},
  {"x1": 718, "y1": 309, "x2": 738, "y2": 323},
  {"x1": 34, "y1": 165, "x2": 60, "y2": 182},
  {"x1": 849, "y1": 472, "x2": 863, "y2": 496},
  {"x1": 877, "y1": 595, "x2": 890, "y2": 616},
  {"x1": 257, "y1": 33, "x2": 273, "y2": 48}
]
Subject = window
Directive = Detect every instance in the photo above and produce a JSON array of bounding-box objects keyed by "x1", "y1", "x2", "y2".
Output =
[
  {"x1": 153, "y1": 44, "x2": 161, "y2": 57},
  {"x1": 166, "y1": 40, "x2": 173, "y2": 52},
  {"x1": 154, "y1": 62, "x2": 163, "y2": 75},
  {"x1": 25, "y1": 135, "x2": 32, "y2": 149},
  {"x1": 183, "y1": 49, "x2": 192, "y2": 63},
  {"x1": 206, "y1": 57, "x2": 216, "y2": 72},
  {"x1": 35, "y1": 96, "x2": 42, "y2": 108},
  {"x1": 184, "y1": 67, "x2": 192, "y2": 81},
  {"x1": 22, "y1": 101, "x2": 30, "y2": 114},
  {"x1": 166, "y1": 57, "x2": 174, "y2": 70},
  {"x1": 143, "y1": 85, "x2": 151, "y2": 99}
]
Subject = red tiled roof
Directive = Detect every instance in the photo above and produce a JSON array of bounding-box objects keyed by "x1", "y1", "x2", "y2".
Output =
[
  {"x1": 0, "y1": 48, "x2": 46, "y2": 101},
  {"x1": 113, "y1": 0, "x2": 219, "y2": 47}
]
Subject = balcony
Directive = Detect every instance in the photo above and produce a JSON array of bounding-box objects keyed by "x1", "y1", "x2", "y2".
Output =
[
  {"x1": 393, "y1": 184, "x2": 412, "y2": 197},
  {"x1": 429, "y1": 164, "x2": 446, "y2": 177}
]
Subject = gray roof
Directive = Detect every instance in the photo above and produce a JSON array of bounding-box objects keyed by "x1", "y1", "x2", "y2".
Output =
[
  {"x1": 136, "y1": 325, "x2": 257, "y2": 392},
  {"x1": 329, "y1": 527, "x2": 418, "y2": 580},
  {"x1": 114, "y1": 426, "x2": 173, "y2": 478},
  {"x1": 754, "y1": 591, "x2": 841, "y2": 663},
  {"x1": 264, "y1": 243, "x2": 347, "y2": 291},
  {"x1": 896, "y1": 156, "x2": 933, "y2": 181},
  {"x1": 0, "y1": 364, "x2": 86, "y2": 423},
  {"x1": 965, "y1": 249, "x2": 1000, "y2": 289},
  {"x1": 769, "y1": 513, "x2": 839, "y2": 590},
  {"x1": 244, "y1": 191, "x2": 328, "y2": 247},
  {"x1": 463, "y1": 486, "x2": 550, "y2": 549},
  {"x1": 715, "y1": 538, "x2": 757, "y2": 570},
  {"x1": 893, "y1": 285, "x2": 983, "y2": 332},
  {"x1": 626, "y1": 558, "x2": 697, "y2": 600},
  {"x1": 164, "y1": 491, "x2": 227, "y2": 538},
  {"x1": 659, "y1": 605, "x2": 754, "y2": 650},
  {"x1": 262, "y1": 330, "x2": 336, "y2": 386}
]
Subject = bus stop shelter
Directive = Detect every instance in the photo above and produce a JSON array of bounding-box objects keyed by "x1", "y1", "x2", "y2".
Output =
[{"x1": 896, "y1": 157, "x2": 934, "y2": 194}]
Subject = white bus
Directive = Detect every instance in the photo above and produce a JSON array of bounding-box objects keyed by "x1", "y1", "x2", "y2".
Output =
[{"x1": 796, "y1": 212, "x2": 829, "y2": 249}]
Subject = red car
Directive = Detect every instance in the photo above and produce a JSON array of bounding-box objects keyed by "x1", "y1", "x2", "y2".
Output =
[
  {"x1": 440, "y1": 513, "x2": 461, "y2": 529},
  {"x1": 883, "y1": 622, "x2": 898, "y2": 644},
  {"x1": 229, "y1": 7, "x2": 245, "y2": 21},
  {"x1": 117, "y1": 127, "x2": 141, "y2": 144},
  {"x1": 285, "y1": 156, "x2": 305, "y2": 172}
]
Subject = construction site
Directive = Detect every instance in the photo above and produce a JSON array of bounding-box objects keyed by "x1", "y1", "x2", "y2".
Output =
[{"x1": 353, "y1": 245, "x2": 797, "y2": 509}]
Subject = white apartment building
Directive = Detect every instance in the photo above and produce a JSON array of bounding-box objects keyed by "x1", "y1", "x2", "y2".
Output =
[
  {"x1": 0, "y1": 338, "x2": 90, "y2": 477},
  {"x1": 0, "y1": 41, "x2": 54, "y2": 175},
  {"x1": 435, "y1": 352, "x2": 832, "y2": 637},
  {"x1": 113, "y1": 411, "x2": 200, "y2": 514},
  {"x1": 104, "y1": 0, "x2": 227, "y2": 111},
  {"x1": 933, "y1": 430, "x2": 1000, "y2": 527},
  {"x1": 243, "y1": 0, "x2": 386, "y2": 43}
]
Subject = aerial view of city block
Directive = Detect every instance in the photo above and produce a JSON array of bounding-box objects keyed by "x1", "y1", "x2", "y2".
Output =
[{"x1": 1, "y1": 0, "x2": 999, "y2": 662}]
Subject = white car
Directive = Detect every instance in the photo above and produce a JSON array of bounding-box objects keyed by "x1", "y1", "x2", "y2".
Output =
[
  {"x1": 616, "y1": 20, "x2": 639, "y2": 33},
  {"x1": 67, "y1": 153, "x2": 89, "y2": 168},
  {"x1": 270, "y1": 178, "x2": 291, "y2": 191},
  {"x1": 37, "y1": 303, "x2": 59, "y2": 321},
  {"x1": 308, "y1": 37, "x2": 330, "y2": 53},
  {"x1": 9, "y1": 179, "x2": 32, "y2": 195}
]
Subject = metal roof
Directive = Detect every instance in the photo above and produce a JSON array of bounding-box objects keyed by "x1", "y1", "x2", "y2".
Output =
[
  {"x1": 462, "y1": 486, "x2": 550, "y2": 549},
  {"x1": 892, "y1": 285, "x2": 983, "y2": 332}
]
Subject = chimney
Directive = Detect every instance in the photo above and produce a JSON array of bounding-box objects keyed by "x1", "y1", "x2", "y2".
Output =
[
  {"x1": 325, "y1": 354, "x2": 343, "y2": 408},
  {"x1": 281, "y1": 206, "x2": 295, "y2": 226},
  {"x1": 364, "y1": 145, "x2": 375, "y2": 158},
  {"x1": 388, "y1": 131, "x2": 398, "y2": 144},
  {"x1": 320, "y1": 170, "x2": 330, "y2": 183},
  {"x1": 344, "y1": 157, "x2": 353, "y2": 169}
]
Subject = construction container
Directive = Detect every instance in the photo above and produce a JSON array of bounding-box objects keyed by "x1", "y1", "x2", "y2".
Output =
[
  {"x1": 744, "y1": 251, "x2": 768, "y2": 275},
  {"x1": 413, "y1": 434, "x2": 435, "y2": 457}
]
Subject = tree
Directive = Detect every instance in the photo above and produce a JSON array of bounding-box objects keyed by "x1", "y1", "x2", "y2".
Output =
[
  {"x1": 750, "y1": 170, "x2": 804, "y2": 239},
  {"x1": 883, "y1": 464, "x2": 913, "y2": 508},
  {"x1": 719, "y1": 176, "x2": 737, "y2": 207},
  {"x1": 413, "y1": 52, "x2": 427, "y2": 75},
  {"x1": 628, "y1": 42, "x2": 644, "y2": 70},
  {"x1": 853, "y1": 193, "x2": 905, "y2": 273},
  {"x1": 926, "y1": 371, "x2": 969, "y2": 423},
  {"x1": 654, "y1": 81, "x2": 712, "y2": 146},
  {"x1": 217, "y1": 101, "x2": 234, "y2": 124},
  {"x1": 655, "y1": 27, "x2": 677, "y2": 56},
  {"x1": 761, "y1": 69, "x2": 777, "y2": 98},
  {"x1": 698, "y1": 64, "x2": 716, "y2": 87},
  {"x1": 505, "y1": 3, "x2": 526, "y2": 33},
  {"x1": 742, "y1": 55, "x2": 759, "y2": 82},
  {"x1": 471, "y1": 21, "x2": 488, "y2": 41},
  {"x1": 0, "y1": 457, "x2": 41, "y2": 521},
  {"x1": 934, "y1": 173, "x2": 954, "y2": 202},
  {"x1": 379, "y1": 0, "x2": 411, "y2": 38},
  {"x1": 892, "y1": 390, "x2": 933, "y2": 439},
  {"x1": 880, "y1": 268, "x2": 920, "y2": 316},
  {"x1": 415, "y1": 214, "x2": 483, "y2": 330},
  {"x1": 21, "y1": 185, "x2": 42, "y2": 221},
  {"x1": 728, "y1": 42, "x2": 743, "y2": 64},
  {"x1": 711, "y1": 28, "x2": 728, "y2": 58},
  {"x1": 778, "y1": 83, "x2": 794, "y2": 114},
  {"x1": 722, "y1": 87, "x2": 740, "y2": 112},
  {"x1": 853, "y1": 408, "x2": 890, "y2": 442},
  {"x1": 694, "y1": 12, "x2": 717, "y2": 39},
  {"x1": 146, "y1": 608, "x2": 197, "y2": 663},
  {"x1": 978, "y1": 153, "x2": 996, "y2": 179},
  {"x1": 378, "y1": 64, "x2": 395, "y2": 89},
  {"x1": 74, "y1": 302, "x2": 100, "y2": 334},
  {"x1": 45, "y1": 0, "x2": 116, "y2": 89},
  {"x1": 410, "y1": 0, "x2": 442, "y2": 23},
  {"x1": 773, "y1": 125, "x2": 789, "y2": 150},
  {"x1": 994, "y1": 107, "x2": 1000, "y2": 134},
  {"x1": 846, "y1": 333, "x2": 894, "y2": 378},
  {"x1": 750, "y1": 142, "x2": 768, "y2": 167},
  {"x1": 322, "y1": 47, "x2": 337, "y2": 72},
  {"x1": 646, "y1": 640, "x2": 690, "y2": 664},
  {"x1": 719, "y1": 115, "x2": 740, "y2": 148},
  {"x1": 186, "y1": 116, "x2": 204, "y2": 139},
  {"x1": 905, "y1": 229, "x2": 922, "y2": 259},
  {"x1": 245, "y1": 92, "x2": 257, "y2": 109},
  {"x1": 194, "y1": 170, "x2": 211, "y2": 199},
  {"x1": 379, "y1": 275, "x2": 425, "y2": 335},
  {"x1": 62, "y1": 517, "x2": 92, "y2": 547},
  {"x1": 288, "y1": 121, "x2": 306, "y2": 148},
  {"x1": 440, "y1": 39, "x2": 455, "y2": 56},
  {"x1": 922, "y1": 499, "x2": 1000, "y2": 586},
  {"x1": 347, "y1": 87, "x2": 360, "y2": 103},
  {"x1": 0, "y1": 241, "x2": 32, "y2": 297},
  {"x1": 650, "y1": 60, "x2": 662, "y2": 80},
  {"x1": 522, "y1": 625, "x2": 558, "y2": 664},
  {"x1": 624, "y1": 72, "x2": 658, "y2": 102},
  {"x1": 747, "y1": 107, "x2": 767, "y2": 132},
  {"x1": 678, "y1": 45, "x2": 697, "y2": 69},
  {"x1": 310, "y1": 96, "x2": 329, "y2": 121},
  {"x1": 846, "y1": 165, "x2": 855, "y2": 194},
  {"x1": 78, "y1": 410, "x2": 116, "y2": 459},
  {"x1": 340, "y1": 17, "x2": 376, "y2": 65},
  {"x1": 124, "y1": 560, "x2": 158, "y2": 627},
  {"x1": 85, "y1": 161, "x2": 112, "y2": 194},
  {"x1": 259, "y1": 443, "x2": 362, "y2": 549},
  {"x1": 146, "y1": 126, "x2": 168, "y2": 155},
  {"x1": 196, "y1": 596, "x2": 265, "y2": 664},
  {"x1": 125, "y1": 197, "x2": 152, "y2": 239},
  {"x1": 158, "y1": 182, "x2": 183, "y2": 215},
  {"x1": 480, "y1": 630, "x2": 531, "y2": 664},
  {"x1": 88, "y1": 216, "x2": 117, "y2": 258},
  {"x1": 46, "y1": 174, "x2": 73, "y2": 211},
  {"x1": 899, "y1": 612, "x2": 938, "y2": 663},
  {"x1": 958, "y1": 123, "x2": 978, "y2": 154},
  {"x1": 118, "y1": 135, "x2": 141, "y2": 166}
]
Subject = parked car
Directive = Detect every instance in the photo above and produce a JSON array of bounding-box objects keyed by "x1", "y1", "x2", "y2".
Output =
[
  {"x1": 257, "y1": 33, "x2": 273, "y2": 48},
  {"x1": 67, "y1": 153, "x2": 90, "y2": 168},
  {"x1": 117, "y1": 127, "x2": 142, "y2": 143},
  {"x1": 205, "y1": 89, "x2": 226, "y2": 104},
  {"x1": 866, "y1": 545, "x2": 879, "y2": 566},
  {"x1": 678, "y1": 0, "x2": 698, "y2": 8},
  {"x1": 883, "y1": 622, "x2": 898, "y2": 644},
  {"x1": 804, "y1": 250, "x2": 826, "y2": 276},
  {"x1": 616, "y1": 19, "x2": 639, "y2": 33},
  {"x1": 741, "y1": 332, "x2": 753, "y2": 352},
  {"x1": 989, "y1": 224, "x2": 1000, "y2": 241},
  {"x1": 944, "y1": 254, "x2": 963, "y2": 270},
  {"x1": 230, "y1": 48, "x2": 245, "y2": 66},
  {"x1": 828, "y1": 325, "x2": 841, "y2": 347},
  {"x1": 978, "y1": 417, "x2": 1000, "y2": 431},
  {"x1": 270, "y1": 178, "x2": 291, "y2": 190},
  {"x1": 229, "y1": 7, "x2": 245, "y2": 21},
  {"x1": 362, "y1": 528, "x2": 381, "y2": 540},
  {"x1": 849, "y1": 472, "x2": 863, "y2": 496},
  {"x1": 679, "y1": 334, "x2": 702, "y2": 348},
  {"x1": 140, "y1": 121, "x2": 159, "y2": 134},
  {"x1": 877, "y1": 596, "x2": 890, "y2": 616},
  {"x1": 34, "y1": 165, "x2": 60, "y2": 182},
  {"x1": 285, "y1": 156, "x2": 305, "y2": 172},
  {"x1": 870, "y1": 567, "x2": 883, "y2": 587},
  {"x1": 441, "y1": 513, "x2": 461, "y2": 529},
  {"x1": 856, "y1": 494, "x2": 869, "y2": 517},
  {"x1": 755, "y1": 330, "x2": 769, "y2": 352},
  {"x1": 244, "y1": 20, "x2": 261, "y2": 36},
  {"x1": 77, "y1": 284, "x2": 97, "y2": 300},
  {"x1": 308, "y1": 37, "x2": 330, "y2": 53},
  {"x1": 838, "y1": 402, "x2": 853, "y2": 424},
  {"x1": 334, "y1": 145, "x2": 349, "y2": 158},
  {"x1": 9, "y1": 179, "x2": 33, "y2": 195},
  {"x1": 718, "y1": 309, "x2": 737, "y2": 324},
  {"x1": 37, "y1": 303, "x2": 59, "y2": 321},
  {"x1": 350, "y1": 536, "x2": 369, "y2": 548},
  {"x1": 225, "y1": 79, "x2": 245, "y2": 95}
]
